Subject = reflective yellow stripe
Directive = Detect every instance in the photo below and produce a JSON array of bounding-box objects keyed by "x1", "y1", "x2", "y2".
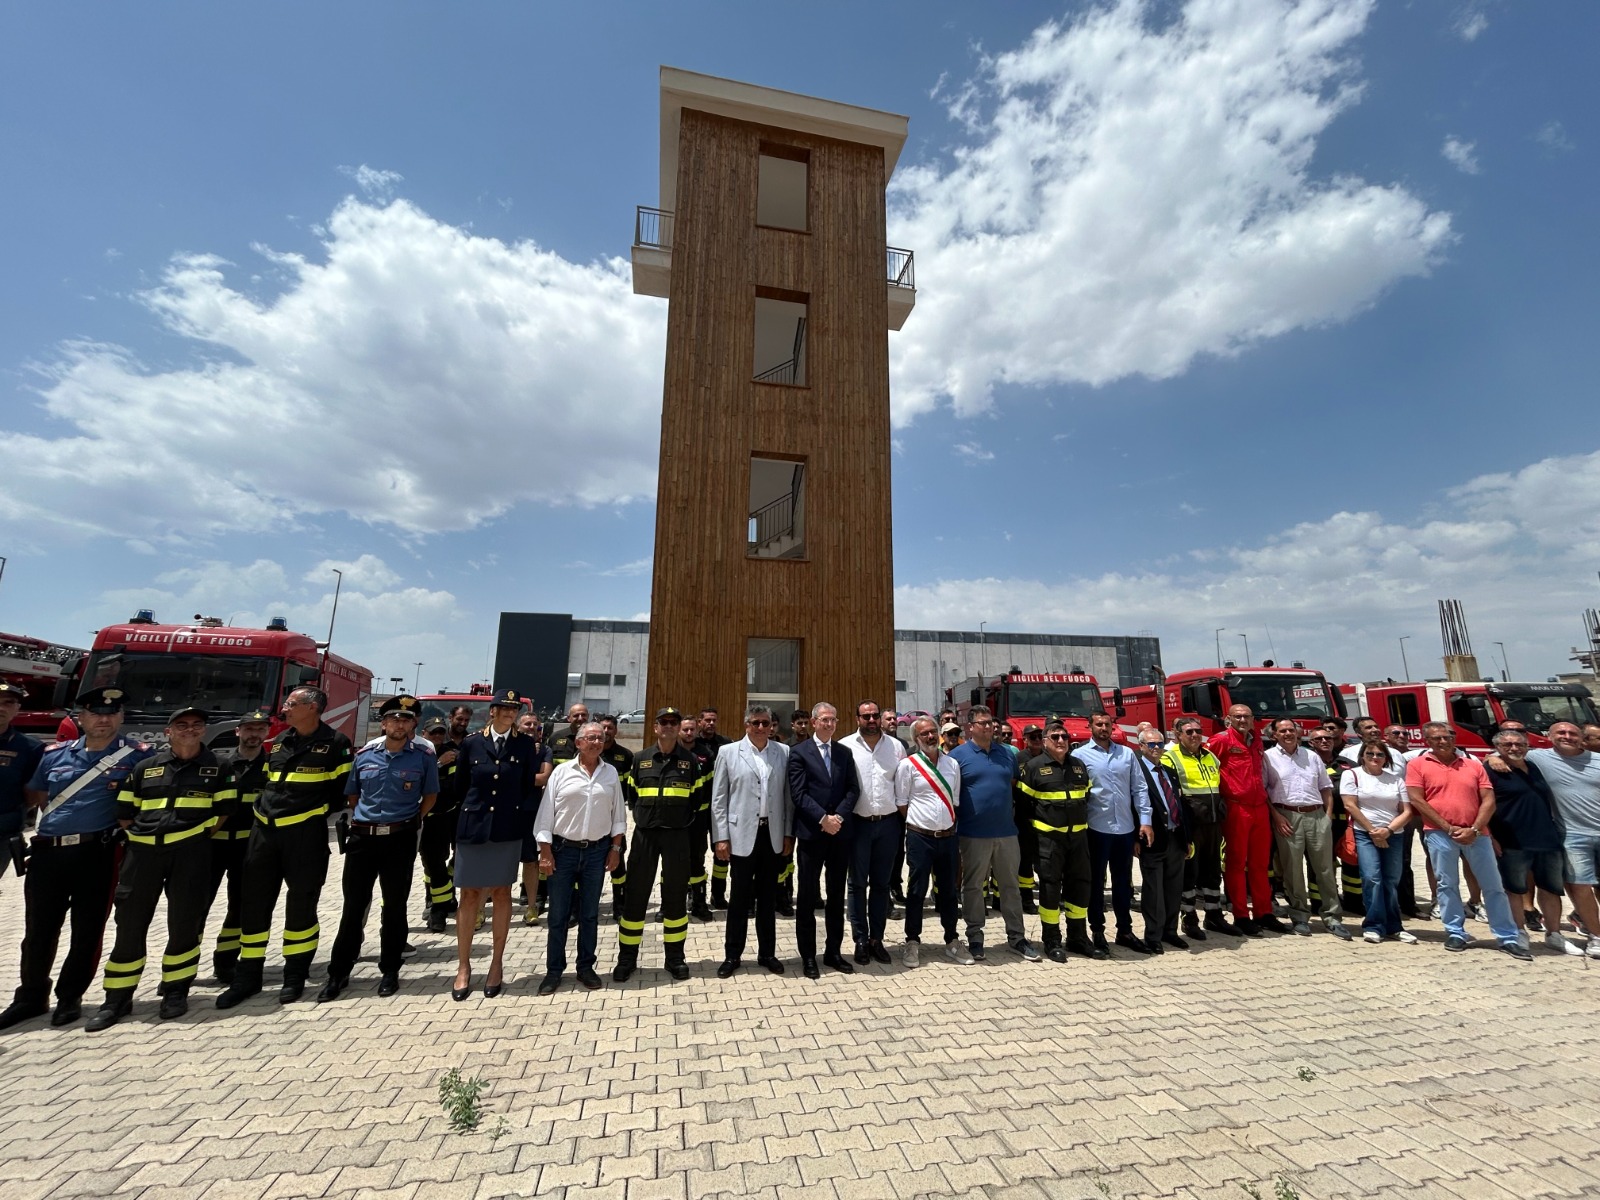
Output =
[
  {"x1": 127, "y1": 819, "x2": 218, "y2": 846},
  {"x1": 214, "y1": 927, "x2": 242, "y2": 953},
  {"x1": 255, "y1": 804, "x2": 329, "y2": 826},
  {"x1": 1063, "y1": 901, "x2": 1088, "y2": 919},
  {"x1": 239, "y1": 931, "x2": 270, "y2": 960},
  {"x1": 211, "y1": 827, "x2": 252, "y2": 840},
  {"x1": 1032, "y1": 819, "x2": 1088, "y2": 834},
  {"x1": 637, "y1": 786, "x2": 695, "y2": 799},
  {"x1": 282, "y1": 925, "x2": 319, "y2": 956},
  {"x1": 1038, "y1": 905, "x2": 1061, "y2": 924},
  {"x1": 269, "y1": 763, "x2": 351, "y2": 784},
  {"x1": 103, "y1": 957, "x2": 145, "y2": 990},
  {"x1": 1017, "y1": 782, "x2": 1067, "y2": 803},
  {"x1": 688, "y1": 871, "x2": 708, "y2": 886},
  {"x1": 160, "y1": 946, "x2": 202, "y2": 983}
]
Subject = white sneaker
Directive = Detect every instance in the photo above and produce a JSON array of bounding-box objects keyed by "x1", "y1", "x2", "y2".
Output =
[
  {"x1": 1467, "y1": 902, "x2": 1489, "y2": 923},
  {"x1": 1362, "y1": 930, "x2": 1382, "y2": 944},
  {"x1": 1586, "y1": 938, "x2": 1600, "y2": 960},
  {"x1": 1546, "y1": 932, "x2": 1585, "y2": 957},
  {"x1": 1394, "y1": 931, "x2": 1419, "y2": 944},
  {"x1": 1429, "y1": 903, "x2": 1442, "y2": 921},
  {"x1": 945, "y1": 939, "x2": 975, "y2": 966},
  {"x1": 902, "y1": 941, "x2": 920, "y2": 969}
]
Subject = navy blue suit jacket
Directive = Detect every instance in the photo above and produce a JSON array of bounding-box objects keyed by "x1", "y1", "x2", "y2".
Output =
[{"x1": 787, "y1": 738, "x2": 860, "y2": 842}]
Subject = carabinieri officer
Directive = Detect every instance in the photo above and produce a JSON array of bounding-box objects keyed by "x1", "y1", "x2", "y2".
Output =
[
  {"x1": 217, "y1": 686, "x2": 353, "y2": 1009},
  {"x1": 88, "y1": 705, "x2": 237, "y2": 1029},
  {"x1": 0, "y1": 688, "x2": 151, "y2": 1031},
  {"x1": 318, "y1": 695, "x2": 439, "y2": 1002}
]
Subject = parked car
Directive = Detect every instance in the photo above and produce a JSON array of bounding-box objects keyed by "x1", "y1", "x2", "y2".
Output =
[
  {"x1": 617, "y1": 709, "x2": 648, "y2": 724},
  {"x1": 897, "y1": 710, "x2": 931, "y2": 728}
]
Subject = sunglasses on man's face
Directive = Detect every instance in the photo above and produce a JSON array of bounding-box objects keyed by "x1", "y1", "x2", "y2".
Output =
[{"x1": 748, "y1": 719, "x2": 772, "y2": 728}]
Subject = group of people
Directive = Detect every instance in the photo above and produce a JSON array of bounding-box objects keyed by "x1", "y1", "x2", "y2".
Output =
[{"x1": 3, "y1": 676, "x2": 1599, "y2": 1031}]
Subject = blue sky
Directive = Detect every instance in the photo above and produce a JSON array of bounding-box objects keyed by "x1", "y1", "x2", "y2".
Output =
[{"x1": 2, "y1": 0, "x2": 1597, "y2": 693}]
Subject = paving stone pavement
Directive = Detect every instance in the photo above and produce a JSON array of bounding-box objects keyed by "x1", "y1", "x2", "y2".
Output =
[{"x1": 3, "y1": 844, "x2": 1600, "y2": 1200}]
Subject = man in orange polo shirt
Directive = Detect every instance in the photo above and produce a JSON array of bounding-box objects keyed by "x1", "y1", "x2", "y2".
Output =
[
  {"x1": 1208, "y1": 705, "x2": 1289, "y2": 936},
  {"x1": 1406, "y1": 722, "x2": 1529, "y2": 959}
]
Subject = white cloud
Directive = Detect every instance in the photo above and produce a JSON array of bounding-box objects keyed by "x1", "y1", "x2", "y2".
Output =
[
  {"x1": 895, "y1": 449, "x2": 1600, "y2": 684},
  {"x1": 1, "y1": 196, "x2": 667, "y2": 540},
  {"x1": 599, "y1": 557, "x2": 653, "y2": 578},
  {"x1": 306, "y1": 554, "x2": 401, "y2": 592},
  {"x1": 1441, "y1": 136, "x2": 1480, "y2": 175},
  {"x1": 1454, "y1": 10, "x2": 1488, "y2": 41},
  {"x1": 1536, "y1": 121, "x2": 1575, "y2": 154},
  {"x1": 887, "y1": 0, "x2": 1452, "y2": 420},
  {"x1": 338, "y1": 164, "x2": 404, "y2": 199},
  {"x1": 952, "y1": 442, "x2": 995, "y2": 462}
]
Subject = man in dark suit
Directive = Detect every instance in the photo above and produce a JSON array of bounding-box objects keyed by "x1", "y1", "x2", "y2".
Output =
[
  {"x1": 1135, "y1": 731, "x2": 1191, "y2": 953},
  {"x1": 787, "y1": 703, "x2": 860, "y2": 978}
]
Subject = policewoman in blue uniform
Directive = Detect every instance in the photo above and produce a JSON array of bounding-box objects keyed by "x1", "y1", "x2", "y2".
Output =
[
  {"x1": 317, "y1": 695, "x2": 439, "y2": 1002},
  {"x1": 202, "y1": 706, "x2": 272, "y2": 984},
  {"x1": 0, "y1": 682, "x2": 45, "y2": 867},
  {"x1": 0, "y1": 688, "x2": 151, "y2": 1031},
  {"x1": 217, "y1": 685, "x2": 353, "y2": 1009},
  {"x1": 451, "y1": 688, "x2": 538, "y2": 999},
  {"x1": 88, "y1": 705, "x2": 238, "y2": 1030}
]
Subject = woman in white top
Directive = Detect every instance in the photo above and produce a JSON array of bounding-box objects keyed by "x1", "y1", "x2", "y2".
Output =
[{"x1": 1339, "y1": 744, "x2": 1415, "y2": 943}]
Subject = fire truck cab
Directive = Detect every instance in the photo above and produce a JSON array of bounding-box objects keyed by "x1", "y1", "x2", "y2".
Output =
[
  {"x1": 946, "y1": 669, "x2": 1110, "y2": 746},
  {"x1": 76, "y1": 613, "x2": 372, "y2": 747},
  {"x1": 1343, "y1": 680, "x2": 1598, "y2": 755},
  {"x1": 1107, "y1": 666, "x2": 1346, "y2": 739},
  {"x1": 0, "y1": 631, "x2": 86, "y2": 739},
  {"x1": 416, "y1": 682, "x2": 532, "y2": 733}
]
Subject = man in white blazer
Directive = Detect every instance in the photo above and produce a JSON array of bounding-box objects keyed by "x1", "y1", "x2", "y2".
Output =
[{"x1": 712, "y1": 704, "x2": 793, "y2": 978}]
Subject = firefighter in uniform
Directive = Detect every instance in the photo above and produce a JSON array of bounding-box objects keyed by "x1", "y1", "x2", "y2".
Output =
[
  {"x1": 203, "y1": 706, "x2": 271, "y2": 983},
  {"x1": 318, "y1": 695, "x2": 439, "y2": 1002},
  {"x1": 678, "y1": 715, "x2": 715, "y2": 921},
  {"x1": 88, "y1": 706, "x2": 237, "y2": 1028},
  {"x1": 419, "y1": 717, "x2": 462, "y2": 932},
  {"x1": 599, "y1": 714, "x2": 636, "y2": 916},
  {"x1": 695, "y1": 708, "x2": 739, "y2": 909},
  {"x1": 1014, "y1": 724, "x2": 1044, "y2": 913},
  {"x1": 1017, "y1": 720, "x2": 1099, "y2": 961},
  {"x1": 0, "y1": 688, "x2": 150, "y2": 1031},
  {"x1": 614, "y1": 709, "x2": 700, "y2": 981},
  {"x1": 1163, "y1": 718, "x2": 1232, "y2": 940},
  {"x1": 217, "y1": 686, "x2": 353, "y2": 1008}
]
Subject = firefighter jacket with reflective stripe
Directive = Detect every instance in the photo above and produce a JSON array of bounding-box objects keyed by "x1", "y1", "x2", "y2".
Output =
[
  {"x1": 1162, "y1": 745, "x2": 1225, "y2": 824},
  {"x1": 118, "y1": 747, "x2": 239, "y2": 845},
  {"x1": 1016, "y1": 752, "x2": 1092, "y2": 834},
  {"x1": 213, "y1": 748, "x2": 266, "y2": 838},
  {"x1": 255, "y1": 722, "x2": 354, "y2": 824},
  {"x1": 548, "y1": 730, "x2": 580, "y2": 766},
  {"x1": 603, "y1": 744, "x2": 636, "y2": 808},
  {"x1": 631, "y1": 748, "x2": 702, "y2": 831}
]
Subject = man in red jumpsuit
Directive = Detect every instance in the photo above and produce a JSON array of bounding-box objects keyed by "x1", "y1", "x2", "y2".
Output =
[{"x1": 1208, "y1": 705, "x2": 1291, "y2": 937}]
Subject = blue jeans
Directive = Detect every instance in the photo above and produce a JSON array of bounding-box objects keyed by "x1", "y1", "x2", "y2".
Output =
[
  {"x1": 1354, "y1": 829, "x2": 1404, "y2": 936},
  {"x1": 904, "y1": 829, "x2": 960, "y2": 944},
  {"x1": 1421, "y1": 829, "x2": 1519, "y2": 944},
  {"x1": 849, "y1": 816, "x2": 901, "y2": 945},
  {"x1": 545, "y1": 840, "x2": 609, "y2": 975}
]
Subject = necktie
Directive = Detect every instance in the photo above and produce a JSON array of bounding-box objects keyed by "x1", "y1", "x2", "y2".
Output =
[
  {"x1": 1158, "y1": 771, "x2": 1179, "y2": 826},
  {"x1": 821, "y1": 742, "x2": 830, "y2": 772}
]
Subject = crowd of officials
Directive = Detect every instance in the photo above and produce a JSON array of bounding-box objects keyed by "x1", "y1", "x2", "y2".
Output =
[{"x1": 2, "y1": 678, "x2": 1599, "y2": 1031}]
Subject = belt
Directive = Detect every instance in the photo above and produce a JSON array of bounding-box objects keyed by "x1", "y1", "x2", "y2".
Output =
[
  {"x1": 553, "y1": 835, "x2": 610, "y2": 848},
  {"x1": 32, "y1": 830, "x2": 117, "y2": 848},
  {"x1": 352, "y1": 819, "x2": 419, "y2": 837},
  {"x1": 1273, "y1": 804, "x2": 1324, "y2": 813},
  {"x1": 905, "y1": 823, "x2": 956, "y2": 839},
  {"x1": 856, "y1": 813, "x2": 899, "y2": 823}
]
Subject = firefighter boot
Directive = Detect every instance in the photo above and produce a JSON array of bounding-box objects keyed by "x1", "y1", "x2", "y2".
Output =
[
  {"x1": 159, "y1": 986, "x2": 190, "y2": 1020},
  {"x1": 213, "y1": 949, "x2": 238, "y2": 986},
  {"x1": 1182, "y1": 912, "x2": 1208, "y2": 941},
  {"x1": 665, "y1": 951, "x2": 691, "y2": 981},
  {"x1": 1065, "y1": 917, "x2": 1101, "y2": 960},
  {"x1": 690, "y1": 883, "x2": 714, "y2": 923},
  {"x1": 612, "y1": 948, "x2": 638, "y2": 984},
  {"x1": 1041, "y1": 921, "x2": 1066, "y2": 963}
]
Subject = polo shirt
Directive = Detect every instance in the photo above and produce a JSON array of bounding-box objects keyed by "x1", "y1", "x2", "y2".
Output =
[
  {"x1": 1527, "y1": 748, "x2": 1600, "y2": 837},
  {"x1": 950, "y1": 740, "x2": 1019, "y2": 839},
  {"x1": 1073, "y1": 739, "x2": 1152, "y2": 834},
  {"x1": 1263, "y1": 746, "x2": 1331, "y2": 809},
  {"x1": 1405, "y1": 751, "x2": 1490, "y2": 830},
  {"x1": 1487, "y1": 760, "x2": 1563, "y2": 852},
  {"x1": 346, "y1": 739, "x2": 440, "y2": 823}
]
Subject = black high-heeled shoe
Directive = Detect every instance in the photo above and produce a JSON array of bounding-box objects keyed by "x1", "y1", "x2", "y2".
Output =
[
  {"x1": 483, "y1": 977, "x2": 504, "y2": 999},
  {"x1": 451, "y1": 975, "x2": 472, "y2": 1002}
]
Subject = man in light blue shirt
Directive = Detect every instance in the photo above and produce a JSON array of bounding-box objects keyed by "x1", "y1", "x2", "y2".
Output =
[{"x1": 1072, "y1": 713, "x2": 1152, "y2": 956}]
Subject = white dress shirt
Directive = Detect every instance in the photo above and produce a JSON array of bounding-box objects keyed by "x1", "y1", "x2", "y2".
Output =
[
  {"x1": 841, "y1": 730, "x2": 905, "y2": 817},
  {"x1": 535, "y1": 757, "x2": 627, "y2": 844},
  {"x1": 1263, "y1": 746, "x2": 1331, "y2": 809},
  {"x1": 894, "y1": 752, "x2": 962, "y2": 831}
]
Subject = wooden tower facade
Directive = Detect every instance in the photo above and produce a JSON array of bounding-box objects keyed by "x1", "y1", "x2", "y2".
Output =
[{"x1": 632, "y1": 68, "x2": 915, "y2": 722}]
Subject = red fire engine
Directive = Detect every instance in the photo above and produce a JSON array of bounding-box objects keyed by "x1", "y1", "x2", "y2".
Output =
[
  {"x1": 946, "y1": 669, "x2": 1111, "y2": 745},
  {"x1": 415, "y1": 682, "x2": 531, "y2": 732},
  {"x1": 1341, "y1": 679, "x2": 1598, "y2": 756},
  {"x1": 0, "y1": 631, "x2": 87, "y2": 738},
  {"x1": 75, "y1": 612, "x2": 372, "y2": 746},
  {"x1": 1105, "y1": 664, "x2": 1347, "y2": 739}
]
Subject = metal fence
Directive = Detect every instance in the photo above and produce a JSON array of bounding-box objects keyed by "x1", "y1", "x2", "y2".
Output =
[
  {"x1": 634, "y1": 206, "x2": 675, "y2": 249},
  {"x1": 887, "y1": 247, "x2": 915, "y2": 289}
]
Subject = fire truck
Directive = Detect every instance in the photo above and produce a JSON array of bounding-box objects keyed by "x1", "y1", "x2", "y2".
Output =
[
  {"x1": 74, "y1": 612, "x2": 372, "y2": 747},
  {"x1": 0, "y1": 631, "x2": 87, "y2": 739},
  {"x1": 1341, "y1": 679, "x2": 1598, "y2": 756},
  {"x1": 945, "y1": 669, "x2": 1111, "y2": 745},
  {"x1": 1105, "y1": 664, "x2": 1347, "y2": 739},
  {"x1": 416, "y1": 682, "x2": 531, "y2": 732}
]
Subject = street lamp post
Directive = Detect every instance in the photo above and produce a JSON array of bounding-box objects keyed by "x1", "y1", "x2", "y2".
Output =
[
  {"x1": 389, "y1": 676, "x2": 404, "y2": 697},
  {"x1": 979, "y1": 621, "x2": 987, "y2": 678},
  {"x1": 1238, "y1": 634, "x2": 1250, "y2": 668},
  {"x1": 1214, "y1": 628, "x2": 1225, "y2": 670},
  {"x1": 413, "y1": 662, "x2": 424, "y2": 693},
  {"x1": 1398, "y1": 636, "x2": 1411, "y2": 682},
  {"x1": 1493, "y1": 641, "x2": 1511, "y2": 682}
]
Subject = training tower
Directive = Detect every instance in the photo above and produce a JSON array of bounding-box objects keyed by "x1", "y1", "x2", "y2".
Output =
[{"x1": 632, "y1": 67, "x2": 915, "y2": 721}]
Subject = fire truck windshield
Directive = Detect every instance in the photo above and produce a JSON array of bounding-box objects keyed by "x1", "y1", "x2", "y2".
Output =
[
  {"x1": 1004, "y1": 683, "x2": 1103, "y2": 718},
  {"x1": 418, "y1": 700, "x2": 494, "y2": 730},
  {"x1": 1225, "y1": 674, "x2": 1333, "y2": 720},
  {"x1": 1498, "y1": 692, "x2": 1600, "y2": 734},
  {"x1": 80, "y1": 652, "x2": 282, "y2": 721}
]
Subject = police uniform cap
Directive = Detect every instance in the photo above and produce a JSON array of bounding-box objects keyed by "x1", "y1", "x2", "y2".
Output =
[
  {"x1": 238, "y1": 707, "x2": 274, "y2": 726},
  {"x1": 0, "y1": 682, "x2": 28, "y2": 702},
  {"x1": 167, "y1": 706, "x2": 209, "y2": 725},
  {"x1": 380, "y1": 694, "x2": 422, "y2": 719},
  {"x1": 487, "y1": 688, "x2": 523, "y2": 709},
  {"x1": 655, "y1": 707, "x2": 682, "y2": 723},
  {"x1": 77, "y1": 687, "x2": 126, "y2": 714}
]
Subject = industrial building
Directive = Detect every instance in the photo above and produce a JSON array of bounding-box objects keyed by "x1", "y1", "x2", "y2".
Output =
[{"x1": 494, "y1": 612, "x2": 1161, "y2": 718}]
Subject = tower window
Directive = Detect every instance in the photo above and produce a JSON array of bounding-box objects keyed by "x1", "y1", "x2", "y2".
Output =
[{"x1": 757, "y1": 143, "x2": 808, "y2": 231}]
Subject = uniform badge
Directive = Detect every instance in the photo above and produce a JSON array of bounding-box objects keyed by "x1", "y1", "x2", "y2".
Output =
[
  {"x1": 1038, "y1": 766, "x2": 1054, "y2": 775},
  {"x1": 402, "y1": 780, "x2": 415, "y2": 791},
  {"x1": 199, "y1": 766, "x2": 219, "y2": 777},
  {"x1": 143, "y1": 766, "x2": 165, "y2": 779}
]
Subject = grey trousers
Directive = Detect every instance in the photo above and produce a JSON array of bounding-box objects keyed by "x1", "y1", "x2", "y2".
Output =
[
  {"x1": 959, "y1": 835, "x2": 1025, "y2": 946},
  {"x1": 1274, "y1": 807, "x2": 1343, "y2": 923}
]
